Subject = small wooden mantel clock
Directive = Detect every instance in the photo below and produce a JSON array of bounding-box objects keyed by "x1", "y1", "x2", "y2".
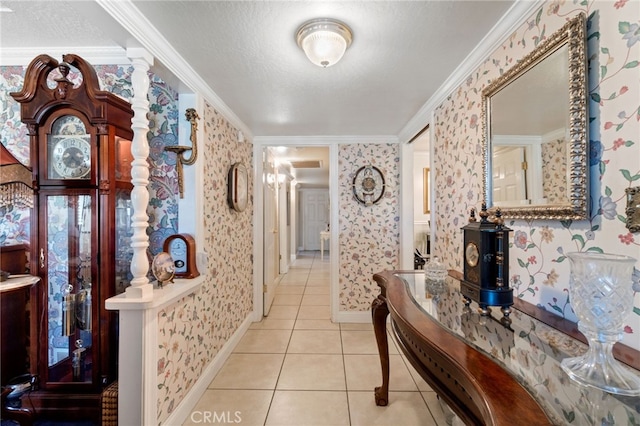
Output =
[
  {"x1": 163, "y1": 233, "x2": 200, "y2": 279},
  {"x1": 10, "y1": 54, "x2": 134, "y2": 421},
  {"x1": 460, "y1": 202, "x2": 513, "y2": 320}
]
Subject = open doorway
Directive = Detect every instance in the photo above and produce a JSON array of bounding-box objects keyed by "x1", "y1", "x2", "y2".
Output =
[{"x1": 260, "y1": 145, "x2": 330, "y2": 316}]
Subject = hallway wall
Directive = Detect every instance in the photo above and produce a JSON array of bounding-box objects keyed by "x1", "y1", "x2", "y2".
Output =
[
  {"x1": 431, "y1": 1, "x2": 640, "y2": 350},
  {"x1": 338, "y1": 142, "x2": 400, "y2": 312},
  {"x1": 156, "y1": 102, "x2": 253, "y2": 423}
]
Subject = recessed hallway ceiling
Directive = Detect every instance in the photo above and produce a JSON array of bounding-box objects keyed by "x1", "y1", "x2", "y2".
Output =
[{"x1": 0, "y1": 0, "x2": 517, "y2": 140}]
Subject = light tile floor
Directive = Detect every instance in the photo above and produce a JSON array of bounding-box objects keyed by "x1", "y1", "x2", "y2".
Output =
[{"x1": 183, "y1": 252, "x2": 449, "y2": 426}]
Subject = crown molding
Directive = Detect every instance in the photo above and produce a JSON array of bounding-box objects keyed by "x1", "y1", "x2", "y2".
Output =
[
  {"x1": 398, "y1": 0, "x2": 545, "y2": 143},
  {"x1": 0, "y1": 46, "x2": 129, "y2": 66},
  {"x1": 96, "y1": 0, "x2": 253, "y2": 142},
  {"x1": 254, "y1": 135, "x2": 399, "y2": 145}
]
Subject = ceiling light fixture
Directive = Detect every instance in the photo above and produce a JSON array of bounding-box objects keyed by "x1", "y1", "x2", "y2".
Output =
[{"x1": 296, "y1": 18, "x2": 353, "y2": 68}]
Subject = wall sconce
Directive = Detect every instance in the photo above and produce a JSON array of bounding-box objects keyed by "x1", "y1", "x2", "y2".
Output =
[{"x1": 165, "y1": 108, "x2": 199, "y2": 198}]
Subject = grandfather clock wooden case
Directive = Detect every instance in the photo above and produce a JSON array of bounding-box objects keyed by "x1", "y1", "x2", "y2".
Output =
[{"x1": 10, "y1": 54, "x2": 134, "y2": 421}]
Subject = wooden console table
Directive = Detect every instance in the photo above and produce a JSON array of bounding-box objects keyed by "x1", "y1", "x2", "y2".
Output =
[{"x1": 372, "y1": 270, "x2": 640, "y2": 426}]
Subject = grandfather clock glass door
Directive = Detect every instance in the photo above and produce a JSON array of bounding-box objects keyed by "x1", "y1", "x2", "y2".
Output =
[{"x1": 42, "y1": 191, "x2": 97, "y2": 384}]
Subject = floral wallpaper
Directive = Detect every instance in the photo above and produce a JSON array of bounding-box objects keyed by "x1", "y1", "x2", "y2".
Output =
[
  {"x1": 432, "y1": 1, "x2": 640, "y2": 351},
  {"x1": 338, "y1": 143, "x2": 400, "y2": 311},
  {"x1": 156, "y1": 102, "x2": 253, "y2": 424},
  {"x1": 541, "y1": 138, "x2": 568, "y2": 204},
  {"x1": 0, "y1": 63, "x2": 179, "y2": 255},
  {"x1": 1, "y1": 66, "x2": 33, "y2": 246}
]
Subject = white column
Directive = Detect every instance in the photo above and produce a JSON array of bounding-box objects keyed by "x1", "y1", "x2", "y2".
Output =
[
  {"x1": 126, "y1": 47, "x2": 154, "y2": 300},
  {"x1": 110, "y1": 47, "x2": 154, "y2": 426}
]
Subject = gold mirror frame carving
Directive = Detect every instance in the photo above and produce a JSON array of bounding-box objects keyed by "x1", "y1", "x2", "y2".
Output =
[{"x1": 482, "y1": 13, "x2": 588, "y2": 220}]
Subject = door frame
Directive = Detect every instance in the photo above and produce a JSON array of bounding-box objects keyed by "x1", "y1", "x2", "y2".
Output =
[{"x1": 252, "y1": 138, "x2": 337, "y2": 322}]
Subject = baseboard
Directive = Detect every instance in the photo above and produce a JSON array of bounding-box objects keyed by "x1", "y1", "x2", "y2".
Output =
[
  {"x1": 162, "y1": 313, "x2": 254, "y2": 425},
  {"x1": 334, "y1": 310, "x2": 371, "y2": 323}
]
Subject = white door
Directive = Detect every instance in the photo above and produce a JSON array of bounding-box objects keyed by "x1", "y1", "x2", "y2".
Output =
[
  {"x1": 263, "y1": 152, "x2": 279, "y2": 315},
  {"x1": 492, "y1": 146, "x2": 527, "y2": 206},
  {"x1": 278, "y1": 181, "x2": 289, "y2": 274},
  {"x1": 301, "y1": 189, "x2": 329, "y2": 251}
]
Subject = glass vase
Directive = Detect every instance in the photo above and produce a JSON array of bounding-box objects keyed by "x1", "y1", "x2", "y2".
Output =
[{"x1": 561, "y1": 252, "x2": 640, "y2": 395}]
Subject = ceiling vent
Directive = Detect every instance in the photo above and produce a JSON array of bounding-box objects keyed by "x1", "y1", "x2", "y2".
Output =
[{"x1": 290, "y1": 160, "x2": 322, "y2": 169}]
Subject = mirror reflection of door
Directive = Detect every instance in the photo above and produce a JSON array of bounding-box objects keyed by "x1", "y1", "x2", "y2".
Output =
[
  {"x1": 492, "y1": 146, "x2": 527, "y2": 206},
  {"x1": 488, "y1": 45, "x2": 569, "y2": 208}
]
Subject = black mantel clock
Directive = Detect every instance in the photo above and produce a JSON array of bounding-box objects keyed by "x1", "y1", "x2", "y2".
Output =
[{"x1": 460, "y1": 202, "x2": 513, "y2": 320}]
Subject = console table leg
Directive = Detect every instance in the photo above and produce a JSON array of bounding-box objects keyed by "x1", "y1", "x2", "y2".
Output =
[{"x1": 372, "y1": 295, "x2": 390, "y2": 406}]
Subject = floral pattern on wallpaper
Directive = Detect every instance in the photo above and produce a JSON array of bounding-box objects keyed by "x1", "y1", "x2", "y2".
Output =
[
  {"x1": 156, "y1": 103, "x2": 253, "y2": 424},
  {"x1": 0, "y1": 63, "x2": 179, "y2": 254},
  {"x1": 432, "y1": 1, "x2": 640, "y2": 350},
  {"x1": 338, "y1": 143, "x2": 400, "y2": 311},
  {"x1": 541, "y1": 138, "x2": 568, "y2": 204}
]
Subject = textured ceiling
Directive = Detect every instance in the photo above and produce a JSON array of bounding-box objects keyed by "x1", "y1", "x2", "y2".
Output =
[{"x1": 1, "y1": 0, "x2": 515, "y2": 139}]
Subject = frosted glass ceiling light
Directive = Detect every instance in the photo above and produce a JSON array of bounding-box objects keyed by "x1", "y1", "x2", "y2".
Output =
[{"x1": 296, "y1": 18, "x2": 353, "y2": 68}]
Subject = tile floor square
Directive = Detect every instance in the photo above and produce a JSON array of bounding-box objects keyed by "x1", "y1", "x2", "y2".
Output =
[
  {"x1": 344, "y1": 354, "x2": 418, "y2": 391},
  {"x1": 287, "y1": 330, "x2": 342, "y2": 354},
  {"x1": 297, "y1": 305, "x2": 331, "y2": 320},
  {"x1": 234, "y1": 329, "x2": 292, "y2": 353},
  {"x1": 277, "y1": 354, "x2": 345, "y2": 390},
  {"x1": 209, "y1": 353, "x2": 284, "y2": 389},
  {"x1": 348, "y1": 391, "x2": 437, "y2": 426},
  {"x1": 265, "y1": 390, "x2": 350, "y2": 426},
  {"x1": 301, "y1": 294, "x2": 329, "y2": 305},
  {"x1": 182, "y1": 389, "x2": 273, "y2": 426}
]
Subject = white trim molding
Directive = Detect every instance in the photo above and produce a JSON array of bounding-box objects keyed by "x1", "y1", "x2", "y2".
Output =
[
  {"x1": 255, "y1": 135, "x2": 399, "y2": 145},
  {"x1": 0, "y1": 46, "x2": 129, "y2": 66},
  {"x1": 398, "y1": 0, "x2": 545, "y2": 143},
  {"x1": 95, "y1": 0, "x2": 253, "y2": 142}
]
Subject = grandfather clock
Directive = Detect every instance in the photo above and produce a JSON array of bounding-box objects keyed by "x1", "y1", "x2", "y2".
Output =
[{"x1": 10, "y1": 54, "x2": 134, "y2": 420}]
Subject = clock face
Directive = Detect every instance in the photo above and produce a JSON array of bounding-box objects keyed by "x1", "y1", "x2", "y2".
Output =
[
  {"x1": 352, "y1": 165, "x2": 385, "y2": 206},
  {"x1": 52, "y1": 137, "x2": 91, "y2": 179},
  {"x1": 169, "y1": 238, "x2": 187, "y2": 272},
  {"x1": 465, "y1": 242, "x2": 479, "y2": 267},
  {"x1": 163, "y1": 233, "x2": 200, "y2": 279}
]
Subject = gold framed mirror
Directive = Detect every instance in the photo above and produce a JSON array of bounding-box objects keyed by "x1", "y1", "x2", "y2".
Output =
[{"x1": 482, "y1": 13, "x2": 588, "y2": 220}]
